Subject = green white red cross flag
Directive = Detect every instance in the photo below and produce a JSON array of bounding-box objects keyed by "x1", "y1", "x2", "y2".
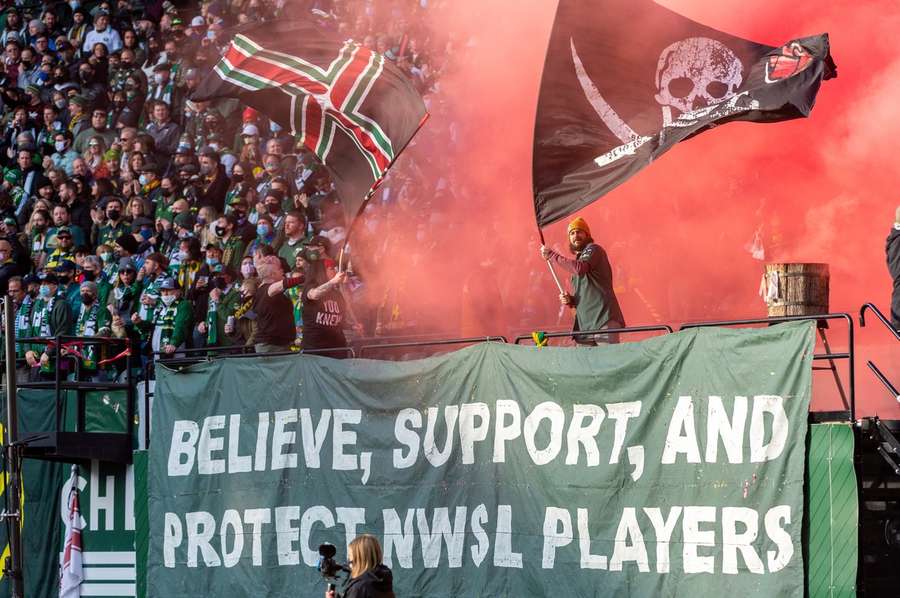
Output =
[{"x1": 192, "y1": 19, "x2": 428, "y2": 216}]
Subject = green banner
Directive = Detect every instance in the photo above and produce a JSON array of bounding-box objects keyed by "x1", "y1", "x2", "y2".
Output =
[
  {"x1": 0, "y1": 390, "x2": 64, "y2": 598},
  {"x1": 0, "y1": 389, "x2": 137, "y2": 598},
  {"x1": 149, "y1": 322, "x2": 815, "y2": 597}
]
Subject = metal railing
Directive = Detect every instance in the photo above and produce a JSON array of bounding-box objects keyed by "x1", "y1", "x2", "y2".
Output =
[
  {"x1": 514, "y1": 324, "x2": 673, "y2": 345},
  {"x1": 359, "y1": 336, "x2": 507, "y2": 358},
  {"x1": 858, "y1": 303, "x2": 900, "y2": 411},
  {"x1": 867, "y1": 361, "x2": 899, "y2": 402},
  {"x1": 860, "y1": 303, "x2": 900, "y2": 342},
  {"x1": 680, "y1": 313, "x2": 855, "y2": 421},
  {"x1": 11, "y1": 334, "x2": 135, "y2": 463}
]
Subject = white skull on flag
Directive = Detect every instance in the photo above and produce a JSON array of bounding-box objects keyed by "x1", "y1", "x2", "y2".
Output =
[{"x1": 654, "y1": 37, "x2": 744, "y2": 125}]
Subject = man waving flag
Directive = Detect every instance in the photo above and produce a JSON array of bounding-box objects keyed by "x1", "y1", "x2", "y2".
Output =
[{"x1": 192, "y1": 19, "x2": 428, "y2": 219}]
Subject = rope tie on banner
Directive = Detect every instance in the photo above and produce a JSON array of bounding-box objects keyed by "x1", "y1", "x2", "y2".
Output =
[{"x1": 531, "y1": 331, "x2": 549, "y2": 348}]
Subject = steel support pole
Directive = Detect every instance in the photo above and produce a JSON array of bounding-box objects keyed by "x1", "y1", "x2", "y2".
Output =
[{"x1": 3, "y1": 297, "x2": 24, "y2": 597}]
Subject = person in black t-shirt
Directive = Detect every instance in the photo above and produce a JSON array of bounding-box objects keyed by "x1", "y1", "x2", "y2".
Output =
[
  {"x1": 252, "y1": 255, "x2": 296, "y2": 353},
  {"x1": 300, "y1": 259, "x2": 350, "y2": 357}
]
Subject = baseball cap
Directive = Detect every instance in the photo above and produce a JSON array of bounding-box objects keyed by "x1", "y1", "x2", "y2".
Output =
[{"x1": 53, "y1": 259, "x2": 76, "y2": 272}]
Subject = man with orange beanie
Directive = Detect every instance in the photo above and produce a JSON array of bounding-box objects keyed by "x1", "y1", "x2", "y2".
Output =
[{"x1": 540, "y1": 216, "x2": 625, "y2": 344}]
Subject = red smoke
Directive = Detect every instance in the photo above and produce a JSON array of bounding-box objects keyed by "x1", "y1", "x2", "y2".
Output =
[{"x1": 361, "y1": 1, "x2": 899, "y2": 416}]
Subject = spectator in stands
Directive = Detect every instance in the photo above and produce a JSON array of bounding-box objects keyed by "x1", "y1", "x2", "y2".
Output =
[
  {"x1": 132, "y1": 276, "x2": 190, "y2": 355},
  {"x1": 24, "y1": 271, "x2": 73, "y2": 377},
  {"x1": 277, "y1": 210, "x2": 309, "y2": 265},
  {"x1": 0, "y1": 236, "x2": 21, "y2": 294},
  {"x1": 73, "y1": 279, "x2": 110, "y2": 378},
  {"x1": 93, "y1": 196, "x2": 129, "y2": 246},
  {"x1": 197, "y1": 148, "x2": 228, "y2": 205},
  {"x1": 4, "y1": 275, "x2": 32, "y2": 376},
  {"x1": 45, "y1": 225, "x2": 74, "y2": 268},
  {"x1": 50, "y1": 130, "x2": 79, "y2": 174},
  {"x1": 196, "y1": 265, "x2": 241, "y2": 348},
  {"x1": 74, "y1": 106, "x2": 115, "y2": 153},
  {"x1": 251, "y1": 255, "x2": 297, "y2": 353},
  {"x1": 234, "y1": 275, "x2": 259, "y2": 346},
  {"x1": 146, "y1": 100, "x2": 181, "y2": 159},
  {"x1": 82, "y1": 9, "x2": 122, "y2": 54},
  {"x1": 107, "y1": 257, "x2": 140, "y2": 327},
  {"x1": 300, "y1": 257, "x2": 352, "y2": 357}
]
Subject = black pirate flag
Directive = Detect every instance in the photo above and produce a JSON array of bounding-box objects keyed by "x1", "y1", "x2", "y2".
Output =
[{"x1": 532, "y1": 0, "x2": 836, "y2": 227}]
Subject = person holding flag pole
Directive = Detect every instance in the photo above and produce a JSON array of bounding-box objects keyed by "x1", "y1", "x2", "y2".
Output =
[
  {"x1": 59, "y1": 464, "x2": 84, "y2": 598},
  {"x1": 540, "y1": 217, "x2": 625, "y2": 345}
]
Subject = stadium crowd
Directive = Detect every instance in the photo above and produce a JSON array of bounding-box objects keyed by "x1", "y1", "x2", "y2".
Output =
[{"x1": 0, "y1": 0, "x2": 448, "y2": 377}]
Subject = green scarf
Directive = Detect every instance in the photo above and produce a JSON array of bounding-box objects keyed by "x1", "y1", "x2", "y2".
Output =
[
  {"x1": 75, "y1": 302, "x2": 101, "y2": 369},
  {"x1": 14, "y1": 297, "x2": 33, "y2": 358},
  {"x1": 206, "y1": 298, "x2": 218, "y2": 346},
  {"x1": 153, "y1": 302, "x2": 179, "y2": 347}
]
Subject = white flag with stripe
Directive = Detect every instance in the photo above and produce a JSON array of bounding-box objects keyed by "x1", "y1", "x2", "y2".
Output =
[{"x1": 59, "y1": 464, "x2": 83, "y2": 598}]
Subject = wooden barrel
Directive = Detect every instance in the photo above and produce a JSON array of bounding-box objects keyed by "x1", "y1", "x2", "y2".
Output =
[{"x1": 763, "y1": 263, "x2": 829, "y2": 317}]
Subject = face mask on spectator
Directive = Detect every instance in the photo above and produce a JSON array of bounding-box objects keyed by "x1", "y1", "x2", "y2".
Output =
[
  {"x1": 138, "y1": 174, "x2": 148, "y2": 186},
  {"x1": 215, "y1": 225, "x2": 227, "y2": 237},
  {"x1": 80, "y1": 293, "x2": 95, "y2": 305},
  {"x1": 54, "y1": 98, "x2": 66, "y2": 109},
  {"x1": 161, "y1": 294, "x2": 176, "y2": 306},
  {"x1": 153, "y1": 73, "x2": 165, "y2": 85},
  {"x1": 54, "y1": 140, "x2": 67, "y2": 152},
  {"x1": 256, "y1": 223, "x2": 270, "y2": 237},
  {"x1": 206, "y1": 257, "x2": 219, "y2": 267},
  {"x1": 39, "y1": 285, "x2": 52, "y2": 298},
  {"x1": 200, "y1": 163, "x2": 213, "y2": 175},
  {"x1": 176, "y1": 250, "x2": 188, "y2": 261},
  {"x1": 139, "y1": 228, "x2": 152, "y2": 241},
  {"x1": 266, "y1": 203, "x2": 279, "y2": 214},
  {"x1": 100, "y1": 252, "x2": 111, "y2": 263},
  {"x1": 270, "y1": 122, "x2": 281, "y2": 133},
  {"x1": 107, "y1": 209, "x2": 121, "y2": 221},
  {"x1": 231, "y1": 173, "x2": 243, "y2": 183}
]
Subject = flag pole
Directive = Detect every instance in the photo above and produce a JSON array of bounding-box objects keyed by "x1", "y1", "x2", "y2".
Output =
[
  {"x1": 3, "y1": 297, "x2": 25, "y2": 598},
  {"x1": 538, "y1": 226, "x2": 566, "y2": 295},
  {"x1": 338, "y1": 112, "x2": 431, "y2": 272}
]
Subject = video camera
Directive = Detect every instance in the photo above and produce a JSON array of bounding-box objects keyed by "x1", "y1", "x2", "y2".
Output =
[{"x1": 317, "y1": 543, "x2": 350, "y2": 595}]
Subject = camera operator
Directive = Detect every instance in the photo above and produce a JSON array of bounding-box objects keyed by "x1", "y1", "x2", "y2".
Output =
[{"x1": 325, "y1": 535, "x2": 395, "y2": 598}]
